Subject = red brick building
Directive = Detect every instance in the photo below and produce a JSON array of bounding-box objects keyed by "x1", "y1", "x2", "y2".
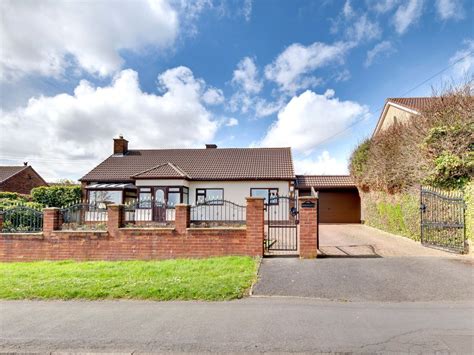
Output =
[{"x1": 0, "y1": 165, "x2": 48, "y2": 195}]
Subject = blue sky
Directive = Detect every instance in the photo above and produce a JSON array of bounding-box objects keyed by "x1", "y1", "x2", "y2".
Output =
[{"x1": 0, "y1": 0, "x2": 473, "y2": 181}]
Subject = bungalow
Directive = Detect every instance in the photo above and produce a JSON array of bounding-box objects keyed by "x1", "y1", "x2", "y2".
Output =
[
  {"x1": 372, "y1": 97, "x2": 438, "y2": 137},
  {"x1": 0, "y1": 163, "x2": 48, "y2": 195},
  {"x1": 80, "y1": 136, "x2": 295, "y2": 221}
]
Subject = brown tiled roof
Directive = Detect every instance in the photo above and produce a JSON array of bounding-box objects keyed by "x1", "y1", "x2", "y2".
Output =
[
  {"x1": 81, "y1": 148, "x2": 295, "y2": 182},
  {"x1": 296, "y1": 175, "x2": 355, "y2": 188},
  {"x1": 387, "y1": 97, "x2": 439, "y2": 112},
  {"x1": 133, "y1": 162, "x2": 189, "y2": 179},
  {"x1": 0, "y1": 166, "x2": 27, "y2": 183}
]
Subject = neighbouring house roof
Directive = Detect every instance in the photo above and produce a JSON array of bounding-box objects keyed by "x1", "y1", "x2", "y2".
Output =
[
  {"x1": 296, "y1": 175, "x2": 355, "y2": 188},
  {"x1": 372, "y1": 97, "x2": 439, "y2": 137},
  {"x1": 132, "y1": 162, "x2": 190, "y2": 179},
  {"x1": 0, "y1": 166, "x2": 28, "y2": 183},
  {"x1": 81, "y1": 148, "x2": 295, "y2": 182},
  {"x1": 386, "y1": 97, "x2": 439, "y2": 112}
]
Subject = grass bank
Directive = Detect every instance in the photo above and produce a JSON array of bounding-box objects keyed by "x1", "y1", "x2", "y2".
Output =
[{"x1": 0, "y1": 256, "x2": 259, "y2": 301}]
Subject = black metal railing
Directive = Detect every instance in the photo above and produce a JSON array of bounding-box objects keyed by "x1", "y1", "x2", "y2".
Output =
[
  {"x1": 0, "y1": 204, "x2": 43, "y2": 233},
  {"x1": 265, "y1": 196, "x2": 299, "y2": 252},
  {"x1": 60, "y1": 202, "x2": 107, "y2": 230},
  {"x1": 420, "y1": 186, "x2": 466, "y2": 253},
  {"x1": 190, "y1": 199, "x2": 246, "y2": 227},
  {"x1": 124, "y1": 199, "x2": 175, "y2": 227}
]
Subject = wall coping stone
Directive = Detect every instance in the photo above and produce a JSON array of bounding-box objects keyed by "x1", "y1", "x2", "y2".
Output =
[
  {"x1": 120, "y1": 227, "x2": 176, "y2": 231},
  {"x1": 245, "y1": 197, "x2": 265, "y2": 200},
  {"x1": 187, "y1": 227, "x2": 246, "y2": 231}
]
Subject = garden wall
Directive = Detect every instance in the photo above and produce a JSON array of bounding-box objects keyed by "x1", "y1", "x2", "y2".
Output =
[{"x1": 0, "y1": 198, "x2": 264, "y2": 262}]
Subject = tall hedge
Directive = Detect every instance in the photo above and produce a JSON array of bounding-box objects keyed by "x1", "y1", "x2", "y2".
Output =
[
  {"x1": 349, "y1": 84, "x2": 473, "y2": 240},
  {"x1": 31, "y1": 185, "x2": 81, "y2": 207}
]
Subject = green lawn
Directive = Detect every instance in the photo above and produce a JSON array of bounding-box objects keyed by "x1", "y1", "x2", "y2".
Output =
[{"x1": 0, "y1": 256, "x2": 259, "y2": 301}]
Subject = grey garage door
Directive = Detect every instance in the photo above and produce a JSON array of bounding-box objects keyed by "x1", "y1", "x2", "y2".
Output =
[{"x1": 318, "y1": 188, "x2": 361, "y2": 223}]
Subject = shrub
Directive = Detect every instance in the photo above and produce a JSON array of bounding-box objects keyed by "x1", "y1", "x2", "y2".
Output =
[
  {"x1": 349, "y1": 83, "x2": 473, "y2": 193},
  {"x1": 31, "y1": 185, "x2": 81, "y2": 207},
  {"x1": 349, "y1": 139, "x2": 371, "y2": 191}
]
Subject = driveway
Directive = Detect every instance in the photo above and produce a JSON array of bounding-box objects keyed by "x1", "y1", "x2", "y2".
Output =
[
  {"x1": 318, "y1": 224, "x2": 467, "y2": 257},
  {"x1": 253, "y1": 224, "x2": 474, "y2": 301},
  {"x1": 252, "y1": 257, "x2": 474, "y2": 301}
]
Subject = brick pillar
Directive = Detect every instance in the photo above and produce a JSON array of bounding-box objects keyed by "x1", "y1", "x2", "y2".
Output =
[
  {"x1": 107, "y1": 204, "x2": 124, "y2": 236},
  {"x1": 175, "y1": 204, "x2": 190, "y2": 234},
  {"x1": 246, "y1": 197, "x2": 264, "y2": 256},
  {"x1": 43, "y1": 208, "x2": 61, "y2": 237},
  {"x1": 299, "y1": 196, "x2": 318, "y2": 259}
]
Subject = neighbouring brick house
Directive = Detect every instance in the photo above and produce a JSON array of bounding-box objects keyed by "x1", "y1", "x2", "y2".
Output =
[{"x1": 0, "y1": 164, "x2": 48, "y2": 194}]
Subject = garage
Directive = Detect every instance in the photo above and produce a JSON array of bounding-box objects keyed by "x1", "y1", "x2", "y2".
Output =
[{"x1": 296, "y1": 175, "x2": 361, "y2": 224}]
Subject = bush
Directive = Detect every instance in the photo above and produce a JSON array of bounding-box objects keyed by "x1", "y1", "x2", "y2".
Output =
[
  {"x1": 349, "y1": 83, "x2": 473, "y2": 193},
  {"x1": 349, "y1": 139, "x2": 371, "y2": 191},
  {"x1": 31, "y1": 185, "x2": 81, "y2": 207},
  {"x1": 0, "y1": 192, "x2": 29, "y2": 201}
]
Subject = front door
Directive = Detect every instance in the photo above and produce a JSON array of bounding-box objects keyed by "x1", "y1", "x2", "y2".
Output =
[{"x1": 153, "y1": 188, "x2": 166, "y2": 222}]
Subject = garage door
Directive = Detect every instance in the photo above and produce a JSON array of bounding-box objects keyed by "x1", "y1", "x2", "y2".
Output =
[{"x1": 318, "y1": 189, "x2": 361, "y2": 223}]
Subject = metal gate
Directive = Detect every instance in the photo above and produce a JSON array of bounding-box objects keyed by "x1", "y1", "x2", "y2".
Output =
[
  {"x1": 420, "y1": 186, "x2": 467, "y2": 253},
  {"x1": 265, "y1": 196, "x2": 299, "y2": 254}
]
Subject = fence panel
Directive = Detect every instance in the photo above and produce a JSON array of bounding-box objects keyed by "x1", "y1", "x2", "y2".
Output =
[
  {"x1": 0, "y1": 204, "x2": 43, "y2": 233},
  {"x1": 190, "y1": 200, "x2": 246, "y2": 227},
  {"x1": 60, "y1": 203, "x2": 107, "y2": 230}
]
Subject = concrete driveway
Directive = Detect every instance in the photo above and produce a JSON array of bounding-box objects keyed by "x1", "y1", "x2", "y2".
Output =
[
  {"x1": 253, "y1": 224, "x2": 474, "y2": 301},
  {"x1": 318, "y1": 224, "x2": 466, "y2": 257}
]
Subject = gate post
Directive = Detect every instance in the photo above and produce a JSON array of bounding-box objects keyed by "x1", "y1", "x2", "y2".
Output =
[
  {"x1": 246, "y1": 197, "x2": 265, "y2": 256},
  {"x1": 298, "y1": 196, "x2": 318, "y2": 259}
]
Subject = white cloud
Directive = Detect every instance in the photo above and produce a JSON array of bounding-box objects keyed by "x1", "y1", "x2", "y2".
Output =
[
  {"x1": 264, "y1": 42, "x2": 352, "y2": 93},
  {"x1": 393, "y1": 0, "x2": 424, "y2": 34},
  {"x1": 242, "y1": 0, "x2": 253, "y2": 21},
  {"x1": 435, "y1": 0, "x2": 464, "y2": 20},
  {"x1": 232, "y1": 57, "x2": 263, "y2": 94},
  {"x1": 365, "y1": 41, "x2": 397, "y2": 67},
  {"x1": 225, "y1": 117, "x2": 239, "y2": 127},
  {"x1": 259, "y1": 89, "x2": 369, "y2": 154},
  {"x1": 294, "y1": 151, "x2": 349, "y2": 175},
  {"x1": 346, "y1": 14, "x2": 381, "y2": 43},
  {"x1": 202, "y1": 87, "x2": 225, "y2": 105},
  {"x1": 343, "y1": 0, "x2": 354, "y2": 18},
  {"x1": 0, "y1": 67, "x2": 219, "y2": 180},
  {"x1": 369, "y1": 0, "x2": 399, "y2": 13},
  {"x1": 449, "y1": 39, "x2": 474, "y2": 79},
  {"x1": 0, "y1": 0, "x2": 178, "y2": 80}
]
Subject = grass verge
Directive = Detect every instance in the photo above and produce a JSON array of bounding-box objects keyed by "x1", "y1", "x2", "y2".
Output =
[{"x1": 0, "y1": 256, "x2": 258, "y2": 301}]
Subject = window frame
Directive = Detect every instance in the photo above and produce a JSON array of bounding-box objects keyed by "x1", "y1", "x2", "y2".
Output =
[
  {"x1": 250, "y1": 188, "x2": 279, "y2": 205},
  {"x1": 195, "y1": 188, "x2": 224, "y2": 205}
]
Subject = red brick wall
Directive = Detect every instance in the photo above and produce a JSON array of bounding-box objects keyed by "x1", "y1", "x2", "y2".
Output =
[
  {"x1": 0, "y1": 198, "x2": 264, "y2": 262},
  {"x1": 0, "y1": 228, "x2": 249, "y2": 262},
  {"x1": 299, "y1": 197, "x2": 318, "y2": 258},
  {"x1": 0, "y1": 166, "x2": 47, "y2": 195}
]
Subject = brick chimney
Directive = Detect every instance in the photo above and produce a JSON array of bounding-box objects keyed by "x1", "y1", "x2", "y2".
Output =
[{"x1": 113, "y1": 135, "x2": 128, "y2": 155}]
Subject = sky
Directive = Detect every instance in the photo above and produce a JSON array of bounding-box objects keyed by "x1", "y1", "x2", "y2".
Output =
[{"x1": 0, "y1": 0, "x2": 473, "y2": 182}]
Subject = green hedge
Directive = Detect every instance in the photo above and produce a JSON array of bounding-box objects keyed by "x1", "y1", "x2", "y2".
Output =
[
  {"x1": 31, "y1": 185, "x2": 81, "y2": 207},
  {"x1": 464, "y1": 181, "x2": 473, "y2": 241},
  {"x1": 361, "y1": 190, "x2": 420, "y2": 241}
]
